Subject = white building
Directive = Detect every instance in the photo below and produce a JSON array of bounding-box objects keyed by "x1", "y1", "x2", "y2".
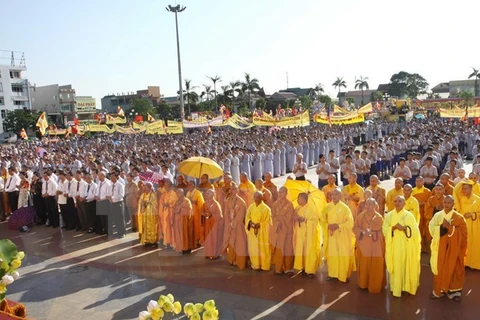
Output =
[{"x1": 0, "y1": 51, "x2": 32, "y2": 133}]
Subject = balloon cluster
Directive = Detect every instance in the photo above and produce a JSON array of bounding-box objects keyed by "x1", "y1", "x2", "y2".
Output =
[
  {"x1": 138, "y1": 294, "x2": 219, "y2": 320},
  {"x1": 0, "y1": 239, "x2": 25, "y2": 301}
]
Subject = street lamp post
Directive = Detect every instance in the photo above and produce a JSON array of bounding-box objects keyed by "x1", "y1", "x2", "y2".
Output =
[{"x1": 166, "y1": 4, "x2": 186, "y2": 123}]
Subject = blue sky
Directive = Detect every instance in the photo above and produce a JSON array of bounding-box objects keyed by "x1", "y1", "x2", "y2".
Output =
[{"x1": 1, "y1": 0, "x2": 479, "y2": 106}]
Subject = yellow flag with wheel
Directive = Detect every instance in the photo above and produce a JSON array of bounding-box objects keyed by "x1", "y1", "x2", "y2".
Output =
[{"x1": 36, "y1": 112, "x2": 48, "y2": 136}]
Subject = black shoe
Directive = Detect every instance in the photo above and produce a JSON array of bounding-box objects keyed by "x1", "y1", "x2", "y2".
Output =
[
  {"x1": 118, "y1": 234, "x2": 126, "y2": 239},
  {"x1": 87, "y1": 228, "x2": 94, "y2": 233}
]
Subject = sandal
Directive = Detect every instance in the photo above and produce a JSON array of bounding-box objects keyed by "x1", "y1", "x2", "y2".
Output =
[
  {"x1": 429, "y1": 293, "x2": 443, "y2": 299},
  {"x1": 286, "y1": 272, "x2": 294, "y2": 277}
]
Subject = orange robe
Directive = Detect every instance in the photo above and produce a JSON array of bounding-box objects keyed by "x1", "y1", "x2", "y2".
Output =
[
  {"x1": 366, "y1": 186, "x2": 386, "y2": 215},
  {"x1": 412, "y1": 187, "x2": 431, "y2": 229},
  {"x1": 322, "y1": 184, "x2": 337, "y2": 203},
  {"x1": 172, "y1": 197, "x2": 194, "y2": 252},
  {"x1": 424, "y1": 195, "x2": 446, "y2": 251},
  {"x1": 203, "y1": 199, "x2": 224, "y2": 258},
  {"x1": 271, "y1": 197, "x2": 295, "y2": 273},
  {"x1": 258, "y1": 187, "x2": 273, "y2": 207},
  {"x1": 353, "y1": 211, "x2": 386, "y2": 293},
  {"x1": 159, "y1": 189, "x2": 177, "y2": 246},
  {"x1": 429, "y1": 210, "x2": 467, "y2": 296},
  {"x1": 263, "y1": 181, "x2": 278, "y2": 202},
  {"x1": 186, "y1": 188, "x2": 205, "y2": 246},
  {"x1": 222, "y1": 195, "x2": 248, "y2": 269},
  {"x1": 342, "y1": 183, "x2": 364, "y2": 220}
]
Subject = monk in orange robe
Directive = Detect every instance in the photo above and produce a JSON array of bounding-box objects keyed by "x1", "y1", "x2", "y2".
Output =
[
  {"x1": 239, "y1": 172, "x2": 255, "y2": 207},
  {"x1": 353, "y1": 198, "x2": 385, "y2": 293},
  {"x1": 222, "y1": 184, "x2": 248, "y2": 269},
  {"x1": 215, "y1": 173, "x2": 232, "y2": 213},
  {"x1": 198, "y1": 174, "x2": 214, "y2": 194},
  {"x1": 159, "y1": 180, "x2": 177, "y2": 248},
  {"x1": 202, "y1": 189, "x2": 224, "y2": 259},
  {"x1": 429, "y1": 195, "x2": 467, "y2": 301},
  {"x1": 424, "y1": 184, "x2": 446, "y2": 253},
  {"x1": 439, "y1": 173, "x2": 454, "y2": 196},
  {"x1": 172, "y1": 189, "x2": 194, "y2": 253},
  {"x1": 271, "y1": 187, "x2": 295, "y2": 275},
  {"x1": 186, "y1": 180, "x2": 205, "y2": 247},
  {"x1": 366, "y1": 175, "x2": 386, "y2": 215},
  {"x1": 412, "y1": 176, "x2": 431, "y2": 232},
  {"x1": 255, "y1": 179, "x2": 273, "y2": 207},
  {"x1": 322, "y1": 174, "x2": 337, "y2": 203},
  {"x1": 263, "y1": 172, "x2": 278, "y2": 202}
]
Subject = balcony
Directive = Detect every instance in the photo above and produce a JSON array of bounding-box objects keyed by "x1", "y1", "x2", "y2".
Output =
[
  {"x1": 10, "y1": 92, "x2": 29, "y2": 101},
  {"x1": 60, "y1": 104, "x2": 73, "y2": 112}
]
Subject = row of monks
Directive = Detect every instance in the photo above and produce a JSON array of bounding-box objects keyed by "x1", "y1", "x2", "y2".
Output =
[{"x1": 136, "y1": 170, "x2": 479, "y2": 300}]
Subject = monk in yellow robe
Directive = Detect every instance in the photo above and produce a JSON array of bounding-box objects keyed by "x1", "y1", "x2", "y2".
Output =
[
  {"x1": 424, "y1": 184, "x2": 445, "y2": 252},
  {"x1": 160, "y1": 180, "x2": 177, "y2": 248},
  {"x1": 138, "y1": 182, "x2": 159, "y2": 246},
  {"x1": 353, "y1": 198, "x2": 385, "y2": 293},
  {"x1": 186, "y1": 180, "x2": 205, "y2": 247},
  {"x1": 263, "y1": 172, "x2": 278, "y2": 202},
  {"x1": 222, "y1": 184, "x2": 248, "y2": 270},
  {"x1": 202, "y1": 189, "x2": 224, "y2": 259},
  {"x1": 293, "y1": 192, "x2": 322, "y2": 278},
  {"x1": 341, "y1": 173, "x2": 364, "y2": 220},
  {"x1": 453, "y1": 172, "x2": 480, "y2": 211},
  {"x1": 246, "y1": 191, "x2": 272, "y2": 271},
  {"x1": 321, "y1": 174, "x2": 337, "y2": 203},
  {"x1": 382, "y1": 195, "x2": 421, "y2": 297},
  {"x1": 429, "y1": 195, "x2": 467, "y2": 300},
  {"x1": 321, "y1": 188, "x2": 355, "y2": 282},
  {"x1": 458, "y1": 180, "x2": 480, "y2": 270},
  {"x1": 198, "y1": 174, "x2": 214, "y2": 194},
  {"x1": 239, "y1": 172, "x2": 256, "y2": 208},
  {"x1": 403, "y1": 184, "x2": 420, "y2": 224},
  {"x1": 412, "y1": 176, "x2": 431, "y2": 227},
  {"x1": 385, "y1": 178, "x2": 404, "y2": 212},
  {"x1": 367, "y1": 175, "x2": 386, "y2": 215},
  {"x1": 172, "y1": 189, "x2": 194, "y2": 253},
  {"x1": 271, "y1": 187, "x2": 295, "y2": 275}
]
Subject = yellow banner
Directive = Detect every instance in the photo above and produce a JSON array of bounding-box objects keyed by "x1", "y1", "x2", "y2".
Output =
[
  {"x1": 253, "y1": 111, "x2": 309, "y2": 127},
  {"x1": 106, "y1": 116, "x2": 127, "y2": 124},
  {"x1": 75, "y1": 97, "x2": 96, "y2": 112},
  {"x1": 439, "y1": 106, "x2": 480, "y2": 118},
  {"x1": 357, "y1": 102, "x2": 372, "y2": 114},
  {"x1": 334, "y1": 105, "x2": 348, "y2": 113},
  {"x1": 48, "y1": 129, "x2": 67, "y2": 135},
  {"x1": 146, "y1": 121, "x2": 183, "y2": 134},
  {"x1": 112, "y1": 125, "x2": 145, "y2": 134},
  {"x1": 85, "y1": 124, "x2": 116, "y2": 133},
  {"x1": 314, "y1": 112, "x2": 365, "y2": 125}
]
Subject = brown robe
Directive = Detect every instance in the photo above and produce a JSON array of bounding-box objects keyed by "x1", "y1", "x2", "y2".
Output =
[
  {"x1": 353, "y1": 210, "x2": 386, "y2": 293},
  {"x1": 271, "y1": 197, "x2": 295, "y2": 273},
  {"x1": 222, "y1": 195, "x2": 248, "y2": 269},
  {"x1": 424, "y1": 195, "x2": 446, "y2": 251},
  {"x1": 203, "y1": 199, "x2": 224, "y2": 258},
  {"x1": 413, "y1": 188, "x2": 431, "y2": 228},
  {"x1": 263, "y1": 181, "x2": 278, "y2": 202},
  {"x1": 172, "y1": 197, "x2": 194, "y2": 252},
  {"x1": 367, "y1": 186, "x2": 386, "y2": 215}
]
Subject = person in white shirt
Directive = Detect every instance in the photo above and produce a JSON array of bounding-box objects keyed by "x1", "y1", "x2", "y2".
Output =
[
  {"x1": 393, "y1": 157, "x2": 412, "y2": 185},
  {"x1": 0, "y1": 175, "x2": 5, "y2": 221},
  {"x1": 160, "y1": 164, "x2": 174, "y2": 183},
  {"x1": 108, "y1": 172, "x2": 126, "y2": 238},
  {"x1": 42, "y1": 172, "x2": 59, "y2": 228},
  {"x1": 95, "y1": 171, "x2": 112, "y2": 235},
  {"x1": 419, "y1": 156, "x2": 438, "y2": 190},
  {"x1": 56, "y1": 171, "x2": 69, "y2": 229},
  {"x1": 316, "y1": 154, "x2": 330, "y2": 189},
  {"x1": 72, "y1": 170, "x2": 88, "y2": 231},
  {"x1": 327, "y1": 149, "x2": 340, "y2": 184},
  {"x1": 5, "y1": 167, "x2": 20, "y2": 213},
  {"x1": 64, "y1": 171, "x2": 79, "y2": 230},
  {"x1": 293, "y1": 153, "x2": 307, "y2": 180},
  {"x1": 83, "y1": 173, "x2": 98, "y2": 233}
]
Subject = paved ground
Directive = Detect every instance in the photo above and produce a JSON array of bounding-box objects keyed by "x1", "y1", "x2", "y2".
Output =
[{"x1": 3, "y1": 162, "x2": 479, "y2": 320}]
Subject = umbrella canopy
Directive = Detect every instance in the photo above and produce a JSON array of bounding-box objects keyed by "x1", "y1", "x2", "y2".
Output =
[
  {"x1": 178, "y1": 156, "x2": 223, "y2": 179},
  {"x1": 139, "y1": 171, "x2": 163, "y2": 184},
  {"x1": 284, "y1": 179, "x2": 326, "y2": 212},
  {"x1": 414, "y1": 114, "x2": 426, "y2": 119}
]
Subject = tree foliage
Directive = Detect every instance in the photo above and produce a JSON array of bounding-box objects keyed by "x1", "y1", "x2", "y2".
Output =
[
  {"x1": 3, "y1": 109, "x2": 40, "y2": 134},
  {"x1": 387, "y1": 71, "x2": 429, "y2": 98},
  {"x1": 300, "y1": 95, "x2": 313, "y2": 109},
  {"x1": 128, "y1": 98, "x2": 156, "y2": 120},
  {"x1": 256, "y1": 97, "x2": 266, "y2": 110},
  {"x1": 155, "y1": 102, "x2": 180, "y2": 120},
  {"x1": 318, "y1": 95, "x2": 332, "y2": 105},
  {"x1": 458, "y1": 90, "x2": 474, "y2": 107},
  {"x1": 468, "y1": 67, "x2": 480, "y2": 97}
]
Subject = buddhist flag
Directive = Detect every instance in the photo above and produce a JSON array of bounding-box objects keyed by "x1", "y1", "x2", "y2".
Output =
[
  {"x1": 147, "y1": 113, "x2": 155, "y2": 122},
  {"x1": 36, "y1": 112, "x2": 48, "y2": 136},
  {"x1": 20, "y1": 128, "x2": 28, "y2": 140},
  {"x1": 326, "y1": 104, "x2": 332, "y2": 127},
  {"x1": 106, "y1": 114, "x2": 115, "y2": 121},
  {"x1": 117, "y1": 106, "x2": 125, "y2": 117}
]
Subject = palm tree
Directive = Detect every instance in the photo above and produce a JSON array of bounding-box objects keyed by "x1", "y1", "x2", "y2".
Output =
[
  {"x1": 313, "y1": 83, "x2": 324, "y2": 100},
  {"x1": 229, "y1": 80, "x2": 241, "y2": 112},
  {"x1": 183, "y1": 79, "x2": 199, "y2": 116},
  {"x1": 201, "y1": 85, "x2": 213, "y2": 109},
  {"x1": 242, "y1": 73, "x2": 260, "y2": 110},
  {"x1": 208, "y1": 75, "x2": 222, "y2": 112},
  {"x1": 332, "y1": 77, "x2": 347, "y2": 104},
  {"x1": 468, "y1": 67, "x2": 480, "y2": 97},
  {"x1": 354, "y1": 76, "x2": 370, "y2": 106},
  {"x1": 217, "y1": 85, "x2": 233, "y2": 106}
]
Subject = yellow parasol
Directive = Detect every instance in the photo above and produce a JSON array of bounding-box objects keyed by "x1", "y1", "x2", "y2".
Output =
[
  {"x1": 178, "y1": 156, "x2": 224, "y2": 179},
  {"x1": 283, "y1": 179, "x2": 326, "y2": 212}
]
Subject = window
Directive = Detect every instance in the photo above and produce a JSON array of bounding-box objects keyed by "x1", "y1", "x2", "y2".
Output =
[
  {"x1": 0, "y1": 83, "x2": 3, "y2": 92},
  {"x1": 0, "y1": 99, "x2": 4, "y2": 106},
  {"x1": 11, "y1": 84, "x2": 23, "y2": 93},
  {"x1": 9, "y1": 71, "x2": 20, "y2": 78},
  {"x1": 59, "y1": 94, "x2": 63, "y2": 100},
  {"x1": 14, "y1": 101, "x2": 24, "y2": 106},
  {"x1": 67, "y1": 93, "x2": 71, "y2": 99}
]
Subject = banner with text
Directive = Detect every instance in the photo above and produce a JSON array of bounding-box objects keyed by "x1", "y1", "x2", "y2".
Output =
[{"x1": 314, "y1": 112, "x2": 365, "y2": 125}]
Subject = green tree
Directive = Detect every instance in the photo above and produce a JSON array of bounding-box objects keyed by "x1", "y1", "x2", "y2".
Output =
[
  {"x1": 318, "y1": 95, "x2": 332, "y2": 106},
  {"x1": 332, "y1": 77, "x2": 347, "y2": 96},
  {"x1": 300, "y1": 95, "x2": 313, "y2": 109},
  {"x1": 370, "y1": 91, "x2": 384, "y2": 101},
  {"x1": 387, "y1": 71, "x2": 429, "y2": 98},
  {"x1": 346, "y1": 97, "x2": 355, "y2": 105},
  {"x1": 237, "y1": 102, "x2": 250, "y2": 117},
  {"x1": 207, "y1": 75, "x2": 222, "y2": 112},
  {"x1": 200, "y1": 85, "x2": 213, "y2": 110},
  {"x1": 217, "y1": 85, "x2": 232, "y2": 107},
  {"x1": 3, "y1": 109, "x2": 41, "y2": 134},
  {"x1": 242, "y1": 73, "x2": 260, "y2": 110},
  {"x1": 129, "y1": 98, "x2": 155, "y2": 120},
  {"x1": 313, "y1": 83, "x2": 324, "y2": 100},
  {"x1": 355, "y1": 75, "x2": 369, "y2": 106},
  {"x1": 459, "y1": 90, "x2": 474, "y2": 108},
  {"x1": 183, "y1": 79, "x2": 199, "y2": 116},
  {"x1": 229, "y1": 80, "x2": 241, "y2": 112},
  {"x1": 468, "y1": 67, "x2": 480, "y2": 97},
  {"x1": 256, "y1": 97, "x2": 266, "y2": 110},
  {"x1": 426, "y1": 91, "x2": 441, "y2": 99}
]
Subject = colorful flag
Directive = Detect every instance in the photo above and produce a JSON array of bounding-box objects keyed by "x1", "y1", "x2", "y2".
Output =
[
  {"x1": 147, "y1": 113, "x2": 155, "y2": 122},
  {"x1": 36, "y1": 112, "x2": 48, "y2": 136},
  {"x1": 117, "y1": 106, "x2": 125, "y2": 117},
  {"x1": 326, "y1": 104, "x2": 332, "y2": 127},
  {"x1": 20, "y1": 128, "x2": 28, "y2": 140}
]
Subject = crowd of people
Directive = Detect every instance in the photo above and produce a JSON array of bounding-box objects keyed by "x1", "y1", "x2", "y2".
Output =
[{"x1": 1, "y1": 118, "x2": 479, "y2": 301}]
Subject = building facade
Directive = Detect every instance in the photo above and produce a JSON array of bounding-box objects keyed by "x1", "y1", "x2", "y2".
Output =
[
  {"x1": 31, "y1": 84, "x2": 78, "y2": 125},
  {"x1": 101, "y1": 86, "x2": 161, "y2": 113},
  {"x1": 0, "y1": 51, "x2": 32, "y2": 133}
]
